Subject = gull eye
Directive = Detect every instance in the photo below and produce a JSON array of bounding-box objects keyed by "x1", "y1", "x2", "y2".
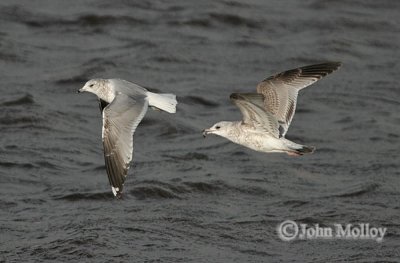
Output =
[
  {"x1": 89, "y1": 84, "x2": 94, "y2": 87},
  {"x1": 216, "y1": 126, "x2": 221, "y2": 129}
]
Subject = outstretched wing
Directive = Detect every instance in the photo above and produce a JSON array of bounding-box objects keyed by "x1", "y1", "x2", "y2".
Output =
[
  {"x1": 256, "y1": 62, "x2": 341, "y2": 136},
  {"x1": 230, "y1": 93, "x2": 279, "y2": 138},
  {"x1": 102, "y1": 93, "x2": 148, "y2": 198}
]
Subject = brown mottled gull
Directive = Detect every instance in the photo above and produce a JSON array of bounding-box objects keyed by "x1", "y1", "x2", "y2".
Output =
[{"x1": 203, "y1": 62, "x2": 341, "y2": 156}]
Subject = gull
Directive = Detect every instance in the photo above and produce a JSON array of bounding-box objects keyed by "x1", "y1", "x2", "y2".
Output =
[
  {"x1": 78, "y1": 79, "x2": 177, "y2": 198},
  {"x1": 203, "y1": 62, "x2": 341, "y2": 156}
]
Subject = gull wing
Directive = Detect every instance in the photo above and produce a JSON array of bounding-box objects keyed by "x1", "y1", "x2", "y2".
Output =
[
  {"x1": 109, "y1": 79, "x2": 147, "y2": 97},
  {"x1": 102, "y1": 93, "x2": 148, "y2": 198},
  {"x1": 230, "y1": 93, "x2": 279, "y2": 138},
  {"x1": 256, "y1": 62, "x2": 341, "y2": 136}
]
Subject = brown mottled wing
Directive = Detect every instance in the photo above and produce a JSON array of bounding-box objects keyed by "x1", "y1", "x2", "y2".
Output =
[
  {"x1": 230, "y1": 93, "x2": 279, "y2": 138},
  {"x1": 256, "y1": 62, "x2": 341, "y2": 136},
  {"x1": 102, "y1": 93, "x2": 148, "y2": 198}
]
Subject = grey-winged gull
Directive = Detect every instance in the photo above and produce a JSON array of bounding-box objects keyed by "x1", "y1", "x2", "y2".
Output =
[
  {"x1": 78, "y1": 79, "x2": 177, "y2": 198},
  {"x1": 203, "y1": 62, "x2": 341, "y2": 155}
]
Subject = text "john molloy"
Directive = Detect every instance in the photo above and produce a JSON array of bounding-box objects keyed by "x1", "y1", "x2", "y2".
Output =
[{"x1": 277, "y1": 220, "x2": 386, "y2": 242}]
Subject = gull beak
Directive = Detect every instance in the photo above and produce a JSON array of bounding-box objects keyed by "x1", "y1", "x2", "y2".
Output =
[
  {"x1": 76, "y1": 88, "x2": 83, "y2": 93},
  {"x1": 202, "y1": 129, "x2": 212, "y2": 138}
]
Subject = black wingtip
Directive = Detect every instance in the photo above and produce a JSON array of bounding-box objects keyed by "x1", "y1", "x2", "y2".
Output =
[
  {"x1": 315, "y1": 61, "x2": 342, "y2": 71},
  {"x1": 296, "y1": 61, "x2": 342, "y2": 78},
  {"x1": 326, "y1": 61, "x2": 342, "y2": 69}
]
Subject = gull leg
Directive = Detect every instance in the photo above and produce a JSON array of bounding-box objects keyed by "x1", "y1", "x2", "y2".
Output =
[{"x1": 286, "y1": 151, "x2": 302, "y2": 156}]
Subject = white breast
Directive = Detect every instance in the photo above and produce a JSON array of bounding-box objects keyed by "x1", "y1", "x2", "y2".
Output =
[{"x1": 97, "y1": 80, "x2": 116, "y2": 103}]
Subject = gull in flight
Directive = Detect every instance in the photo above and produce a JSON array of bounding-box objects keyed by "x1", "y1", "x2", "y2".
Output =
[
  {"x1": 78, "y1": 79, "x2": 177, "y2": 198},
  {"x1": 203, "y1": 62, "x2": 341, "y2": 156}
]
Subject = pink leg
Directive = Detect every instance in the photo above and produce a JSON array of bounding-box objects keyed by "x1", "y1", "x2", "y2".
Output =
[{"x1": 286, "y1": 151, "x2": 301, "y2": 156}]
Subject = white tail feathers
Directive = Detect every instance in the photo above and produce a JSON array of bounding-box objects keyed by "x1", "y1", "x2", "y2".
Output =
[{"x1": 147, "y1": 92, "x2": 177, "y2": 113}]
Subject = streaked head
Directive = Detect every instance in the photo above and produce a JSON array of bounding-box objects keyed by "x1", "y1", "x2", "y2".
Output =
[
  {"x1": 203, "y1": 121, "x2": 233, "y2": 138},
  {"x1": 77, "y1": 79, "x2": 105, "y2": 94}
]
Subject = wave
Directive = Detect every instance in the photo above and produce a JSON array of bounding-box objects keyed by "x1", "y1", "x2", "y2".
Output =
[
  {"x1": 332, "y1": 183, "x2": 379, "y2": 198},
  {"x1": 53, "y1": 192, "x2": 112, "y2": 201},
  {"x1": 209, "y1": 13, "x2": 261, "y2": 28},
  {"x1": 26, "y1": 14, "x2": 148, "y2": 28},
  {"x1": 180, "y1": 96, "x2": 219, "y2": 107},
  {"x1": 1, "y1": 94, "x2": 34, "y2": 106}
]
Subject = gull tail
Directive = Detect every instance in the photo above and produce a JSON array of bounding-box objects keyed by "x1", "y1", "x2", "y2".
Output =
[
  {"x1": 294, "y1": 145, "x2": 315, "y2": 155},
  {"x1": 281, "y1": 138, "x2": 315, "y2": 156},
  {"x1": 147, "y1": 92, "x2": 177, "y2": 113}
]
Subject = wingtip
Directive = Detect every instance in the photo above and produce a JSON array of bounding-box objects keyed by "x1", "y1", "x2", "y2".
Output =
[
  {"x1": 331, "y1": 61, "x2": 342, "y2": 68},
  {"x1": 111, "y1": 186, "x2": 123, "y2": 199},
  {"x1": 298, "y1": 61, "x2": 342, "y2": 77},
  {"x1": 322, "y1": 61, "x2": 342, "y2": 71}
]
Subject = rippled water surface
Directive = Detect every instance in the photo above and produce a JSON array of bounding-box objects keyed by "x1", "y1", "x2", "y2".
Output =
[{"x1": 1, "y1": 0, "x2": 399, "y2": 262}]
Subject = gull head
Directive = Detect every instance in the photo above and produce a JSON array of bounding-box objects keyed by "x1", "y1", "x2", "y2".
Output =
[
  {"x1": 78, "y1": 79, "x2": 106, "y2": 95},
  {"x1": 203, "y1": 121, "x2": 232, "y2": 138}
]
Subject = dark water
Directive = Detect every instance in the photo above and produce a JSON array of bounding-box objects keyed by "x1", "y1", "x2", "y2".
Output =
[{"x1": 1, "y1": 0, "x2": 399, "y2": 262}]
